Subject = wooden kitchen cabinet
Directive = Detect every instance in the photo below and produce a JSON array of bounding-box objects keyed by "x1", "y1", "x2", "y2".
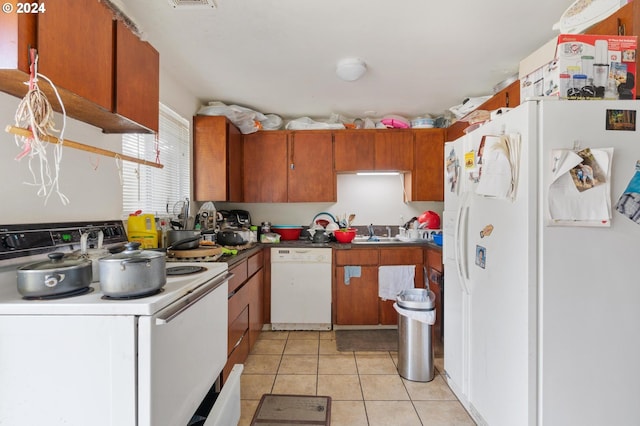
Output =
[
  {"x1": 247, "y1": 250, "x2": 264, "y2": 347},
  {"x1": 333, "y1": 247, "x2": 422, "y2": 326},
  {"x1": 425, "y1": 248, "x2": 444, "y2": 345},
  {"x1": 243, "y1": 130, "x2": 335, "y2": 202},
  {"x1": 193, "y1": 115, "x2": 243, "y2": 202},
  {"x1": 243, "y1": 131, "x2": 288, "y2": 202},
  {"x1": 374, "y1": 131, "x2": 414, "y2": 171},
  {"x1": 0, "y1": 1, "x2": 159, "y2": 133},
  {"x1": 288, "y1": 131, "x2": 336, "y2": 202},
  {"x1": 37, "y1": 0, "x2": 113, "y2": 112},
  {"x1": 334, "y1": 249, "x2": 379, "y2": 325},
  {"x1": 334, "y1": 129, "x2": 413, "y2": 172},
  {"x1": 334, "y1": 131, "x2": 375, "y2": 171},
  {"x1": 114, "y1": 20, "x2": 159, "y2": 133},
  {"x1": 404, "y1": 129, "x2": 446, "y2": 201},
  {"x1": 223, "y1": 249, "x2": 264, "y2": 383},
  {"x1": 0, "y1": 11, "x2": 35, "y2": 74}
]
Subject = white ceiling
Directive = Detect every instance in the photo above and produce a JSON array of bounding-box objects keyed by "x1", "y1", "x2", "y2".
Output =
[{"x1": 117, "y1": 0, "x2": 574, "y2": 121}]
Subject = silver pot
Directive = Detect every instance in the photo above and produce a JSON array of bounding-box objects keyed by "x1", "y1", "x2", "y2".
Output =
[
  {"x1": 98, "y1": 242, "x2": 167, "y2": 298},
  {"x1": 17, "y1": 253, "x2": 92, "y2": 297}
]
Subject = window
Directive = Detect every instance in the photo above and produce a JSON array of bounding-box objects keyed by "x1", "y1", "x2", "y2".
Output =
[{"x1": 122, "y1": 104, "x2": 190, "y2": 217}]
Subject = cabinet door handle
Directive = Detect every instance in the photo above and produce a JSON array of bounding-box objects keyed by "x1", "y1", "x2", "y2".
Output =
[{"x1": 290, "y1": 135, "x2": 295, "y2": 169}]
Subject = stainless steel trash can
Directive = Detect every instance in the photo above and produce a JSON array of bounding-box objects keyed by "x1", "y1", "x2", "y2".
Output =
[{"x1": 396, "y1": 288, "x2": 436, "y2": 382}]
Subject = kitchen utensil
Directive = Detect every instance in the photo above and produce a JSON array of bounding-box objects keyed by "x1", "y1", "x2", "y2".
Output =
[
  {"x1": 334, "y1": 228, "x2": 357, "y2": 243},
  {"x1": 271, "y1": 225, "x2": 303, "y2": 241},
  {"x1": 166, "y1": 230, "x2": 201, "y2": 250},
  {"x1": 98, "y1": 242, "x2": 167, "y2": 298},
  {"x1": 418, "y1": 211, "x2": 441, "y2": 229},
  {"x1": 217, "y1": 228, "x2": 251, "y2": 246},
  {"x1": 312, "y1": 231, "x2": 330, "y2": 243},
  {"x1": 167, "y1": 235, "x2": 202, "y2": 250},
  {"x1": 17, "y1": 252, "x2": 93, "y2": 297},
  {"x1": 347, "y1": 213, "x2": 356, "y2": 227},
  {"x1": 311, "y1": 212, "x2": 337, "y2": 228}
]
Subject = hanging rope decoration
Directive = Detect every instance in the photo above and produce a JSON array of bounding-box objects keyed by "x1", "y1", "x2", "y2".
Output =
[{"x1": 13, "y1": 48, "x2": 69, "y2": 205}]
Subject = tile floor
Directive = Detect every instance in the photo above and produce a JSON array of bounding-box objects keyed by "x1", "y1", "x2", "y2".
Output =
[{"x1": 239, "y1": 330, "x2": 476, "y2": 425}]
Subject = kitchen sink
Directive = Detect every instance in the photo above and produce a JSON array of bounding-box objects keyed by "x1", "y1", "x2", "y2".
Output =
[
  {"x1": 352, "y1": 236, "x2": 402, "y2": 244},
  {"x1": 351, "y1": 236, "x2": 428, "y2": 245}
]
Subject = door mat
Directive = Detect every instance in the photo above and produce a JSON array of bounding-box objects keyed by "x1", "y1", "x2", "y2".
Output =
[
  {"x1": 335, "y1": 329, "x2": 398, "y2": 352},
  {"x1": 250, "y1": 394, "x2": 331, "y2": 425}
]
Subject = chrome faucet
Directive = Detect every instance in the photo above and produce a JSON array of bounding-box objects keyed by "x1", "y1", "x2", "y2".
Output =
[
  {"x1": 367, "y1": 224, "x2": 379, "y2": 241},
  {"x1": 386, "y1": 226, "x2": 392, "y2": 238}
]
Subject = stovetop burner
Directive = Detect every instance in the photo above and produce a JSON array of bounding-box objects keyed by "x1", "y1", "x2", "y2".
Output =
[
  {"x1": 22, "y1": 286, "x2": 94, "y2": 301},
  {"x1": 166, "y1": 266, "x2": 208, "y2": 276},
  {"x1": 101, "y1": 288, "x2": 164, "y2": 301}
]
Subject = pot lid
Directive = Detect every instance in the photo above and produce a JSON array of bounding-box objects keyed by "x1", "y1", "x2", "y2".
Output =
[
  {"x1": 100, "y1": 242, "x2": 166, "y2": 262},
  {"x1": 18, "y1": 252, "x2": 91, "y2": 271}
]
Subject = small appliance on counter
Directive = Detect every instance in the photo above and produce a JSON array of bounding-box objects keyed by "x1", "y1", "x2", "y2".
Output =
[
  {"x1": 230, "y1": 209, "x2": 252, "y2": 227},
  {"x1": 217, "y1": 209, "x2": 252, "y2": 229}
]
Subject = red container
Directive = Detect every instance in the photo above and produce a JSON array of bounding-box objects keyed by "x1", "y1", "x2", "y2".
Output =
[
  {"x1": 334, "y1": 228, "x2": 356, "y2": 243},
  {"x1": 272, "y1": 226, "x2": 302, "y2": 241}
]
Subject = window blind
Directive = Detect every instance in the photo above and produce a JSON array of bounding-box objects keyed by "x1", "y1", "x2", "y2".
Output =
[{"x1": 122, "y1": 104, "x2": 190, "y2": 217}]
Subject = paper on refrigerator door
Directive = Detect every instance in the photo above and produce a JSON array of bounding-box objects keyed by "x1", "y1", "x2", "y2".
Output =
[
  {"x1": 548, "y1": 147, "x2": 613, "y2": 226},
  {"x1": 475, "y1": 134, "x2": 521, "y2": 200}
]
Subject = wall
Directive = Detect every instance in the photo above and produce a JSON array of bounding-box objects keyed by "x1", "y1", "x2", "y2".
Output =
[
  {"x1": 216, "y1": 174, "x2": 443, "y2": 228},
  {"x1": 0, "y1": 67, "x2": 200, "y2": 225}
]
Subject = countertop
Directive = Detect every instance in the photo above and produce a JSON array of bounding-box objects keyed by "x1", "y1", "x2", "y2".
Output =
[{"x1": 219, "y1": 239, "x2": 442, "y2": 266}]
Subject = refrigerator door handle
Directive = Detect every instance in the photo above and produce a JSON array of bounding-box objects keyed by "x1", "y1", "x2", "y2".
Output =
[{"x1": 455, "y1": 191, "x2": 470, "y2": 294}]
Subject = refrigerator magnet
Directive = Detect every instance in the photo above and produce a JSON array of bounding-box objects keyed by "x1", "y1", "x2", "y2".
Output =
[
  {"x1": 480, "y1": 224, "x2": 494, "y2": 238},
  {"x1": 475, "y1": 245, "x2": 486, "y2": 269}
]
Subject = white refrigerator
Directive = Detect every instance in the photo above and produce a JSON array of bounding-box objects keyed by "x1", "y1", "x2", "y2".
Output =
[{"x1": 443, "y1": 99, "x2": 640, "y2": 426}]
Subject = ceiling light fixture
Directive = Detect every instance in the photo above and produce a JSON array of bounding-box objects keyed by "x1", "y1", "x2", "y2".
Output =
[{"x1": 336, "y1": 58, "x2": 367, "y2": 82}]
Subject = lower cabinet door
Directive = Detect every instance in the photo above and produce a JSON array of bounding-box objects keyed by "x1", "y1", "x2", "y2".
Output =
[{"x1": 335, "y1": 266, "x2": 379, "y2": 325}]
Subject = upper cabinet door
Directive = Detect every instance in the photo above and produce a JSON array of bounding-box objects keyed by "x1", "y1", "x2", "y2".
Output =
[
  {"x1": 334, "y1": 131, "x2": 375, "y2": 172},
  {"x1": 37, "y1": 0, "x2": 114, "y2": 111},
  {"x1": 374, "y1": 131, "x2": 414, "y2": 171},
  {"x1": 193, "y1": 116, "x2": 243, "y2": 202},
  {"x1": 288, "y1": 131, "x2": 335, "y2": 202},
  {"x1": 115, "y1": 21, "x2": 159, "y2": 133},
  {"x1": 243, "y1": 132, "x2": 288, "y2": 203},
  {"x1": 411, "y1": 129, "x2": 445, "y2": 201}
]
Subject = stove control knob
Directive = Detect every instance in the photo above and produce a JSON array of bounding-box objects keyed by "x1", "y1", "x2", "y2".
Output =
[{"x1": 2, "y1": 233, "x2": 23, "y2": 250}]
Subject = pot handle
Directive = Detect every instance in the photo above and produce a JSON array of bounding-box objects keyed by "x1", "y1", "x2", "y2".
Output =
[
  {"x1": 167, "y1": 235, "x2": 201, "y2": 250},
  {"x1": 118, "y1": 258, "x2": 152, "y2": 271},
  {"x1": 44, "y1": 273, "x2": 65, "y2": 287}
]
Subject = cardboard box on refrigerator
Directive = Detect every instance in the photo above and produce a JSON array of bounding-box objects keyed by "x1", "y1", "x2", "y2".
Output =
[{"x1": 520, "y1": 34, "x2": 637, "y2": 102}]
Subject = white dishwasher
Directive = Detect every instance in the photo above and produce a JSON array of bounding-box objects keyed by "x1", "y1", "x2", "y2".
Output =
[{"x1": 271, "y1": 247, "x2": 332, "y2": 330}]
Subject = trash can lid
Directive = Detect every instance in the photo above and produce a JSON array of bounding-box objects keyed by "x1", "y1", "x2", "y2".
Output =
[{"x1": 397, "y1": 288, "x2": 435, "y2": 310}]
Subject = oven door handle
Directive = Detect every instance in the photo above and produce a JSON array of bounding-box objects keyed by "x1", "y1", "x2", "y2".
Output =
[{"x1": 155, "y1": 272, "x2": 233, "y2": 325}]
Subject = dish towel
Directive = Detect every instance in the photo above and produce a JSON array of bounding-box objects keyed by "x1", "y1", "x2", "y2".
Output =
[
  {"x1": 378, "y1": 265, "x2": 415, "y2": 300},
  {"x1": 344, "y1": 266, "x2": 361, "y2": 285}
]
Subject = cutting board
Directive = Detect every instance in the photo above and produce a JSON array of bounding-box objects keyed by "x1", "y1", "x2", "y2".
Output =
[{"x1": 168, "y1": 246, "x2": 223, "y2": 258}]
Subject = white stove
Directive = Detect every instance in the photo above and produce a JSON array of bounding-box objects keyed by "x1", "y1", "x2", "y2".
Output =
[
  {"x1": 0, "y1": 220, "x2": 240, "y2": 426},
  {"x1": 0, "y1": 261, "x2": 227, "y2": 315}
]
